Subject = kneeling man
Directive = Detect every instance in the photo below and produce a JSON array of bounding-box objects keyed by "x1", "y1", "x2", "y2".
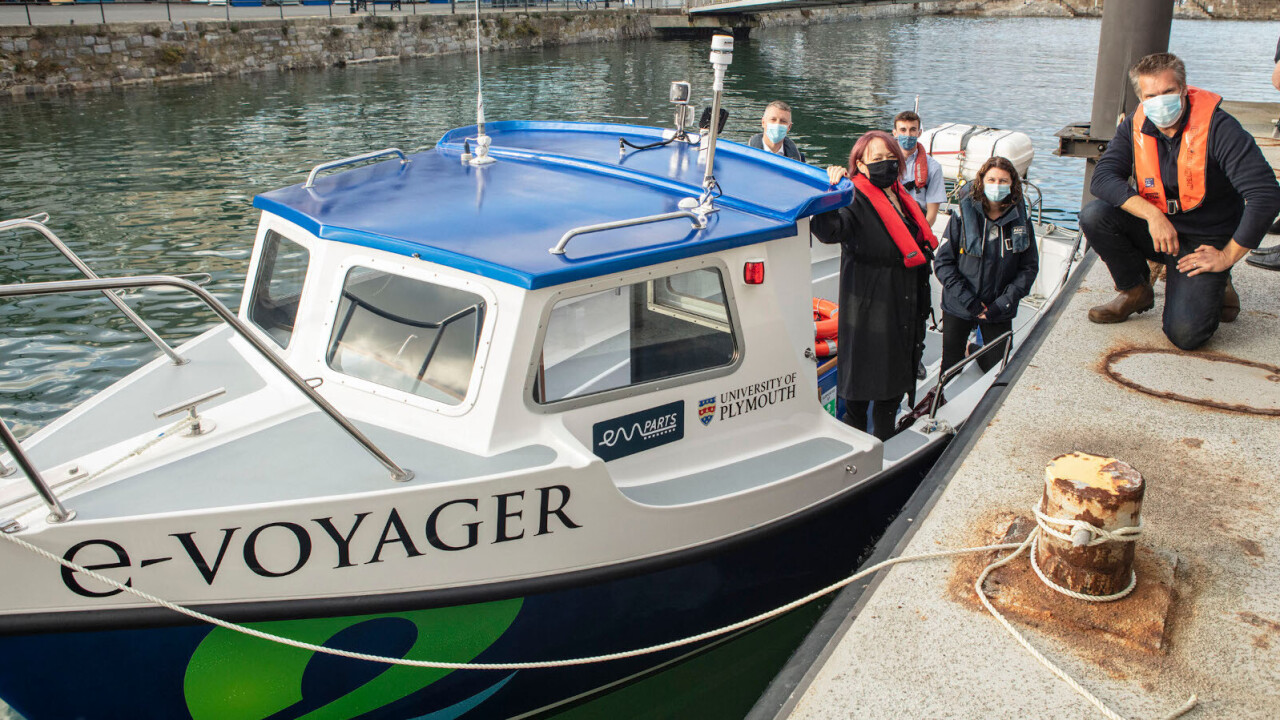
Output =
[{"x1": 1081, "y1": 52, "x2": 1280, "y2": 349}]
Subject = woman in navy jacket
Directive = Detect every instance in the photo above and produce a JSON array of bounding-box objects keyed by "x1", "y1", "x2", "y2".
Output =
[{"x1": 934, "y1": 156, "x2": 1039, "y2": 376}]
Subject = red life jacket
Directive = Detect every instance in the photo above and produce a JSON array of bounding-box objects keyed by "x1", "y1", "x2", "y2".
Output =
[
  {"x1": 1132, "y1": 86, "x2": 1221, "y2": 214},
  {"x1": 851, "y1": 173, "x2": 938, "y2": 268},
  {"x1": 910, "y1": 147, "x2": 929, "y2": 189}
]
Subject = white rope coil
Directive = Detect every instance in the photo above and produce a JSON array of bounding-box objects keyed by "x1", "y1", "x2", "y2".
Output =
[
  {"x1": 1030, "y1": 498, "x2": 1141, "y2": 603},
  {"x1": 1033, "y1": 498, "x2": 1144, "y2": 547},
  {"x1": 0, "y1": 500, "x2": 1198, "y2": 719}
]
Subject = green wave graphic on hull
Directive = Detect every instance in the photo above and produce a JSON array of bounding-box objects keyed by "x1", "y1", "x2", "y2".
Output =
[{"x1": 183, "y1": 598, "x2": 523, "y2": 720}]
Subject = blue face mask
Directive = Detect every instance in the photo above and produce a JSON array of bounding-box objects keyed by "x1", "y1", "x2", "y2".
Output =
[
  {"x1": 984, "y1": 182, "x2": 1011, "y2": 203},
  {"x1": 896, "y1": 134, "x2": 918, "y2": 152},
  {"x1": 764, "y1": 123, "x2": 788, "y2": 144},
  {"x1": 1142, "y1": 93, "x2": 1184, "y2": 129}
]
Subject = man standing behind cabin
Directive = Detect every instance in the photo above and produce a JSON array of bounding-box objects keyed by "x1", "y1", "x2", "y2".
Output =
[
  {"x1": 893, "y1": 111, "x2": 945, "y2": 227},
  {"x1": 1080, "y1": 52, "x2": 1280, "y2": 349},
  {"x1": 748, "y1": 101, "x2": 805, "y2": 162}
]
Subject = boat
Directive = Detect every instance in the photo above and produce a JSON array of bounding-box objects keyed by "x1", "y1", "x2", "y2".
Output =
[{"x1": 0, "y1": 38, "x2": 1083, "y2": 720}]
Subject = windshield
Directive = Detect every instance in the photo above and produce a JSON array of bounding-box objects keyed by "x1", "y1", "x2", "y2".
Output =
[{"x1": 326, "y1": 267, "x2": 486, "y2": 405}]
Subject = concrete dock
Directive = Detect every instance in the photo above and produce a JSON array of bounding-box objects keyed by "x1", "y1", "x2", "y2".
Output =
[{"x1": 780, "y1": 104, "x2": 1280, "y2": 719}]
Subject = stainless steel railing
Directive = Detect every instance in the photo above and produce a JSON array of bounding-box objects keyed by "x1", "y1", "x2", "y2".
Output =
[
  {"x1": 0, "y1": 417, "x2": 73, "y2": 524},
  {"x1": 0, "y1": 216, "x2": 186, "y2": 365},
  {"x1": 304, "y1": 148, "x2": 409, "y2": 189},
  {"x1": 0, "y1": 275, "x2": 415, "y2": 524},
  {"x1": 928, "y1": 329, "x2": 1014, "y2": 420},
  {"x1": 549, "y1": 209, "x2": 709, "y2": 255}
]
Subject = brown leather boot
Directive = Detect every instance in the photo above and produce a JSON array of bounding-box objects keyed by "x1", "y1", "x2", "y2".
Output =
[
  {"x1": 1088, "y1": 283, "x2": 1155, "y2": 324},
  {"x1": 1221, "y1": 277, "x2": 1239, "y2": 323}
]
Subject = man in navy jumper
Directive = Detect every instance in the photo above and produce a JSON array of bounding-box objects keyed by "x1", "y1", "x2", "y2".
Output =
[{"x1": 1081, "y1": 53, "x2": 1280, "y2": 350}]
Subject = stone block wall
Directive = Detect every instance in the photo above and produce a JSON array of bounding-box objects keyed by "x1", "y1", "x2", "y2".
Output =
[{"x1": 0, "y1": 11, "x2": 655, "y2": 97}]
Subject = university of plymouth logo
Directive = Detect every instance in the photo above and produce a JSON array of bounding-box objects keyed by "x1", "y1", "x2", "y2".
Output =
[{"x1": 698, "y1": 397, "x2": 716, "y2": 426}]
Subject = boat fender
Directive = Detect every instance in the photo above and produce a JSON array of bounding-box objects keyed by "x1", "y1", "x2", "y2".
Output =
[{"x1": 813, "y1": 297, "x2": 839, "y2": 340}]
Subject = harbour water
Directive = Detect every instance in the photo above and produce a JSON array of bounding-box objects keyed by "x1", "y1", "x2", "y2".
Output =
[{"x1": 0, "y1": 14, "x2": 1277, "y2": 719}]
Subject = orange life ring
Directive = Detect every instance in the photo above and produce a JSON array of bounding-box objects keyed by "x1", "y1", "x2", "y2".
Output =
[
  {"x1": 814, "y1": 337, "x2": 837, "y2": 358},
  {"x1": 813, "y1": 297, "x2": 839, "y2": 340}
]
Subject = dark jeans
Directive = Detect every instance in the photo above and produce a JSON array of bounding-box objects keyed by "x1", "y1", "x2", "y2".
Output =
[
  {"x1": 842, "y1": 396, "x2": 900, "y2": 441},
  {"x1": 940, "y1": 313, "x2": 1013, "y2": 376},
  {"x1": 1079, "y1": 200, "x2": 1229, "y2": 350}
]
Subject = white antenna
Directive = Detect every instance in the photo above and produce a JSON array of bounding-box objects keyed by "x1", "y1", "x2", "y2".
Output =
[
  {"x1": 914, "y1": 95, "x2": 920, "y2": 114},
  {"x1": 468, "y1": 0, "x2": 495, "y2": 166},
  {"x1": 697, "y1": 33, "x2": 733, "y2": 211}
]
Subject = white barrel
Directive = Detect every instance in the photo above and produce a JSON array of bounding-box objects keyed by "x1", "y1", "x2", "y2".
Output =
[{"x1": 919, "y1": 123, "x2": 1035, "y2": 183}]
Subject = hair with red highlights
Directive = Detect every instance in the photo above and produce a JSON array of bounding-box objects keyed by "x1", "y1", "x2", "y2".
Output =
[{"x1": 848, "y1": 130, "x2": 906, "y2": 177}]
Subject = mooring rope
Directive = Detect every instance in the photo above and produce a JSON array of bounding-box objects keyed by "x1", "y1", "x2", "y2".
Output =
[
  {"x1": 973, "y1": 523, "x2": 1197, "y2": 720},
  {"x1": 0, "y1": 504, "x2": 1199, "y2": 719}
]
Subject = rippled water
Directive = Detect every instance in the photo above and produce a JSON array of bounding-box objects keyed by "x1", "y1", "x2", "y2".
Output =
[{"x1": 0, "y1": 16, "x2": 1275, "y2": 436}]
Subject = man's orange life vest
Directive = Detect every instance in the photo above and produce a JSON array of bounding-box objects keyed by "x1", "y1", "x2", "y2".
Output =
[
  {"x1": 1132, "y1": 86, "x2": 1222, "y2": 215},
  {"x1": 910, "y1": 147, "x2": 929, "y2": 190},
  {"x1": 851, "y1": 173, "x2": 938, "y2": 268}
]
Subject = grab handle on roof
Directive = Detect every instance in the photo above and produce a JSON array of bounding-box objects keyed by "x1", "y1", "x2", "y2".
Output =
[
  {"x1": 304, "y1": 148, "x2": 410, "y2": 189},
  {"x1": 549, "y1": 209, "x2": 710, "y2": 256}
]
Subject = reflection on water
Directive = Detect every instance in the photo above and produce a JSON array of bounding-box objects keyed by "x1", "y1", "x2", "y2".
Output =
[{"x1": 0, "y1": 16, "x2": 1275, "y2": 436}]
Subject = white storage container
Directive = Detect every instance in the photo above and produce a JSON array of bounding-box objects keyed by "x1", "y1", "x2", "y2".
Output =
[{"x1": 919, "y1": 123, "x2": 1035, "y2": 183}]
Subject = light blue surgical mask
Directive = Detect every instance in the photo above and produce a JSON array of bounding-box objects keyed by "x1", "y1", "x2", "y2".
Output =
[
  {"x1": 764, "y1": 123, "x2": 788, "y2": 144},
  {"x1": 1142, "y1": 93, "x2": 1184, "y2": 129},
  {"x1": 984, "y1": 182, "x2": 1011, "y2": 203},
  {"x1": 896, "y1": 134, "x2": 918, "y2": 152}
]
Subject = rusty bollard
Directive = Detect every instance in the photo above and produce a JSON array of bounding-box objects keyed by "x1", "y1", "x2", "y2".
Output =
[{"x1": 1034, "y1": 452, "x2": 1144, "y2": 598}]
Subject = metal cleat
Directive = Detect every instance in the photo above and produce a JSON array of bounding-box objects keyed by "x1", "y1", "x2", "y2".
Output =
[{"x1": 154, "y1": 387, "x2": 227, "y2": 437}]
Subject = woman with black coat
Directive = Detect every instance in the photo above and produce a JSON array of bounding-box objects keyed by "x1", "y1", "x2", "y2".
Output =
[
  {"x1": 812, "y1": 130, "x2": 938, "y2": 441},
  {"x1": 934, "y1": 156, "x2": 1039, "y2": 376}
]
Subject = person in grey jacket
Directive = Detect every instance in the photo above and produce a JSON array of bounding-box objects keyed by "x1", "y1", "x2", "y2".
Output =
[
  {"x1": 934, "y1": 156, "x2": 1039, "y2": 375},
  {"x1": 747, "y1": 101, "x2": 806, "y2": 162}
]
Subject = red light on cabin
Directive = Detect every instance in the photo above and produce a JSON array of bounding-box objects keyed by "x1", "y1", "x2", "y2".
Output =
[{"x1": 744, "y1": 261, "x2": 765, "y2": 285}]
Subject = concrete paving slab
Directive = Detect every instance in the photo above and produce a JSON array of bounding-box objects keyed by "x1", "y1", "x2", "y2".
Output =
[{"x1": 788, "y1": 106, "x2": 1280, "y2": 720}]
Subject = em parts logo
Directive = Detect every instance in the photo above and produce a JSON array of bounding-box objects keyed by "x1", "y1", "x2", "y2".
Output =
[{"x1": 698, "y1": 397, "x2": 716, "y2": 426}]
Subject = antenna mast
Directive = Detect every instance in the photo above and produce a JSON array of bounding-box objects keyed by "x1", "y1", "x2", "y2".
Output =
[{"x1": 469, "y1": 1, "x2": 496, "y2": 166}]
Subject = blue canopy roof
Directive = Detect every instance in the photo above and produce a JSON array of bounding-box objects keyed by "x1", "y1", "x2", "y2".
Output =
[{"x1": 253, "y1": 121, "x2": 851, "y2": 289}]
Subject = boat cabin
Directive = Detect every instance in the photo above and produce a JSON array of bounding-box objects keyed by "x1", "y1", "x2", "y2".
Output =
[{"x1": 241, "y1": 120, "x2": 875, "y2": 501}]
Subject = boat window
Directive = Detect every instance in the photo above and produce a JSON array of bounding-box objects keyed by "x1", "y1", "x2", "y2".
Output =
[
  {"x1": 248, "y1": 230, "x2": 310, "y2": 349},
  {"x1": 535, "y1": 267, "x2": 736, "y2": 404},
  {"x1": 326, "y1": 267, "x2": 485, "y2": 405}
]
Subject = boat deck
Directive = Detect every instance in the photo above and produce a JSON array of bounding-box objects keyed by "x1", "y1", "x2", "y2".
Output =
[{"x1": 778, "y1": 102, "x2": 1280, "y2": 719}]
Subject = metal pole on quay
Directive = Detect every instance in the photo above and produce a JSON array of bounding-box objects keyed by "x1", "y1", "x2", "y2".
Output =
[{"x1": 1060, "y1": 0, "x2": 1173, "y2": 208}]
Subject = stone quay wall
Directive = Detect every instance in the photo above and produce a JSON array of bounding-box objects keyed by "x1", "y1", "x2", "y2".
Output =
[
  {"x1": 3, "y1": 0, "x2": 1278, "y2": 99},
  {"x1": 0, "y1": 10, "x2": 655, "y2": 97}
]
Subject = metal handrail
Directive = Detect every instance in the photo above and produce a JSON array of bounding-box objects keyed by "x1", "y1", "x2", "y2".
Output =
[
  {"x1": 549, "y1": 209, "x2": 709, "y2": 255},
  {"x1": 927, "y1": 329, "x2": 1015, "y2": 420},
  {"x1": 1024, "y1": 180, "x2": 1045, "y2": 225},
  {"x1": 0, "y1": 414, "x2": 73, "y2": 524},
  {"x1": 304, "y1": 148, "x2": 410, "y2": 189},
  {"x1": 0, "y1": 217, "x2": 185, "y2": 365},
  {"x1": 0, "y1": 276, "x2": 415, "y2": 500}
]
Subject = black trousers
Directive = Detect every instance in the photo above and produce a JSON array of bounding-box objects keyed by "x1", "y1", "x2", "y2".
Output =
[
  {"x1": 842, "y1": 396, "x2": 900, "y2": 441},
  {"x1": 1079, "y1": 200, "x2": 1229, "y2": 350},
  {"x1": 940, "y1": 313, "x2": 1013, "y2": 376}
]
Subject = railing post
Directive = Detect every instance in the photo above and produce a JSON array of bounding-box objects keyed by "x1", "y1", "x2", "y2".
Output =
[
  {"x1": 0, "y1": 415, "x2": 74, "y2": 524},
  {"x1": 928, "y1": 329, "x2": 1015, "y2": 420}
]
